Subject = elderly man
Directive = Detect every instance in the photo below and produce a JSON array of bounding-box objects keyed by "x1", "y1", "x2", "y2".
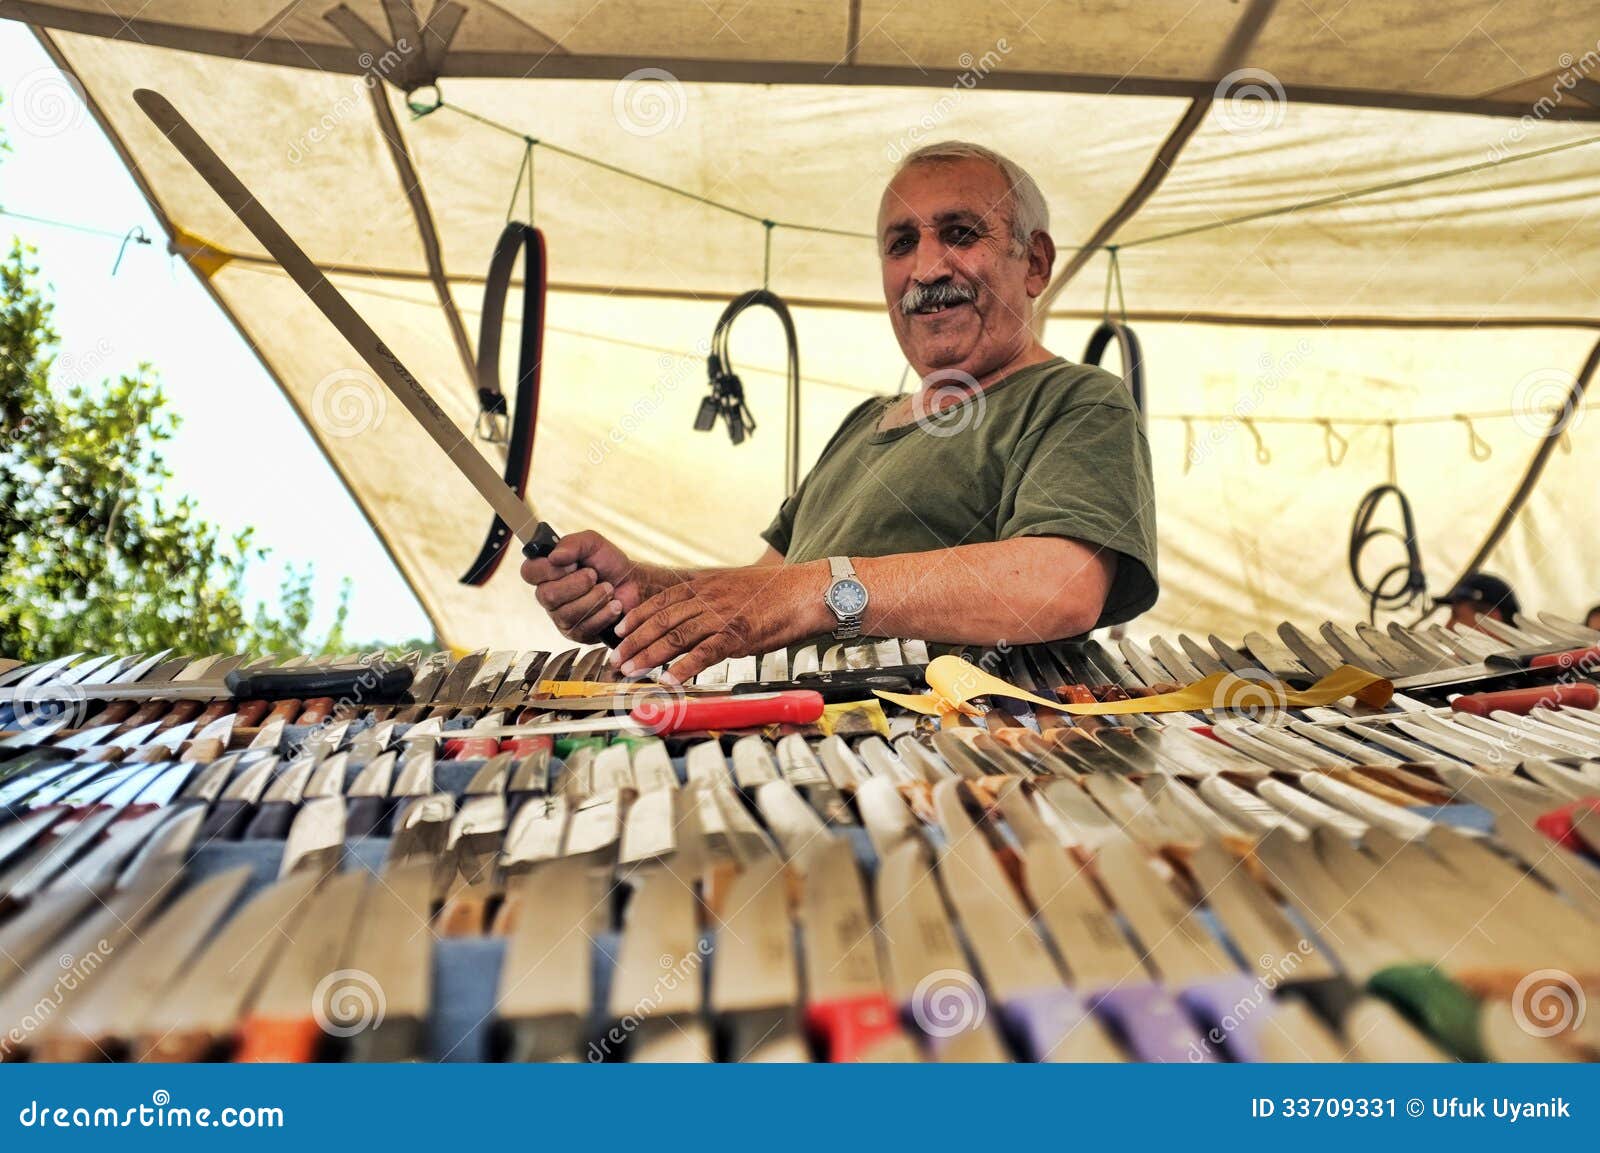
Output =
[{"x1": 522, "y1": 141, "x2": 1157, "y2": 682}]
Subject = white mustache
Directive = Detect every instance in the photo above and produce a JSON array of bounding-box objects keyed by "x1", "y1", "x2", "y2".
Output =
[{"x1": 900, "y1": 281, "x2": 977, "y2": 315}]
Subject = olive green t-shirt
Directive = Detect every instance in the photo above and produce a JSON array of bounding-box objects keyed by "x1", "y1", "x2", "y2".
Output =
[{"x1": 762, "y1": 357, "x2": 1158, "y2": 637}]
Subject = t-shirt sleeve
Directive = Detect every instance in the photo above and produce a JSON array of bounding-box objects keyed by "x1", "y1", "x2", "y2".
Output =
[
  {"x1": 998, "y1": 392, "x2": 1159, "y2": 628},
  {"x1": 761, "y1": 396, "x2": 883, "y2": 557}
]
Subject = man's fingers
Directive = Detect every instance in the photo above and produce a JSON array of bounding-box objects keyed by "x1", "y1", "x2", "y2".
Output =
[
  {"x1": 615, "y1": 598, "x2": 704, "y2": 670},
  {"x1": 547, "y1": 529, "x2": 611, "y2": 569},
  {"x1": 572, "y1": 597, "x2": 625, "y2": 644},
  {"x1": 550, "y1": 581, "x2": 615, "y2": 633},
  {"x1": 532, "y1": 566, "x2": 598, "y2": 612},
  {"x1": 663, "y1": 637, "x2": 733, "y2": 686},
  {"x1": 618, "y1": 612, "x2": 718, "y2": 676},
  {"x1": 520, "y1": 558, "x2": 578, "y2": 586},
  {"x1": 617, "y1": 581, "x2": 693, "y2": 639}
]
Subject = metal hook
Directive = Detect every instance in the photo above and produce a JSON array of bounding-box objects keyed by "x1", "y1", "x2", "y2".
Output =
[
  {"x1": 1241, "y1": 417, "x2": 1271, "y2": 465},
  {"x1": 1319, "y1": 419, "x2": 1348, "y2": 466},
  {"x1": 111, "y1": 225, "x2": 150, "y2": 276},
  {"x1": 1454, "y1": 414, "x2": 1492, "y2": 461}
]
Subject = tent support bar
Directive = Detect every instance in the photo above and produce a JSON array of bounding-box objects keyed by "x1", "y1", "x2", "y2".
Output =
[
  {"x1": 10, "y1": 2, "x2": 1600, "y2": 123},
  {"x1": 1034, "y1": 0, "x2": 1279, "y2": 326},
  {"x1": 364, "y1": 82, "x2": 479, "y2": 392},
  {"x1": 1450, "y1": 333, "x2": 1600, "y2": 586}
]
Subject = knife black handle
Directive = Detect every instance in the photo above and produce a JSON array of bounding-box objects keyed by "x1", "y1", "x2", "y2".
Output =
[
  {"x1": 244, "y1": 800, "x2": 297, "y2": 839},
  {"x1": 732, "y1": 674, "x2": 912, "y2": 703},
  {"x1": 198, "y1": 798, "x2": 255, "y2": 841},
  {"x1": 794, "y1": 665, "x2": 929, "y2": 686},
  {"x1": 225, "y1": 665, "x2": 413, "y2": 701},
  {"x1": 522, "y1": 524, "x2": 623, "y2": 650},
  {"x1": 344, "y1": 795, "x2": 391, "y2": 839}
]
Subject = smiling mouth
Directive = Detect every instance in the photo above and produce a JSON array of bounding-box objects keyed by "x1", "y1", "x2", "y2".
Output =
[{"x1": 910, "y1": 299, "x2": 973, "y2": 317}]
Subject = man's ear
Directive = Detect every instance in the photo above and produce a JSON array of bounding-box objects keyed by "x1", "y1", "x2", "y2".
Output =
[{"x1": 1024, "y1": 231, "x2": 1056, "y2": 297}]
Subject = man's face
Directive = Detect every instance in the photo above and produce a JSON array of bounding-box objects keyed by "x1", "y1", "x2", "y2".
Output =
[{"x1": 877, "y1": 158, "x2": 1052, "y2": 381}]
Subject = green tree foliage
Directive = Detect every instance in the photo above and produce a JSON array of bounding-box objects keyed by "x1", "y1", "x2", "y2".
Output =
[{"x1": 0, "y1": 239, "x2": 353, "y2": 661}]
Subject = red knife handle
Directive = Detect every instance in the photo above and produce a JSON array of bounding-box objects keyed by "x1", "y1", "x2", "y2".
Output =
[
  {"x1": 263, "y1": 699, "x2": 302, "y2": 726},
  {"x1": 444, "y1": 736, "x2": 501, "y2": 760},
  {"x1": 297, "y1": 697, "x2": 335, "y2": 725},
  {"x1": 1534, "y1": 798, "x2": 1600, "y2": 850},
  {"x1": 234, "y1": 699, "x2": 271, "y2": 728},
  {"x1": 629, "y1": 690, "x2": 824, "y2": 734},
  {"x1": 503, "y1": 735, "x2": 553, "y2": 758},
  {"x1": 234, "y1": 1016, "x2": 322, "y2": 1062},
  {"x1": 1529, "y1": 645, "x2": 1600, "y2": 671},
  {"x1": 1452, "y1": 683, "x2": 1600, "y2": 716},
  {"x1": 1054, "y1": 684, "x2": 1096, "y2": 705},
  {"x1": 806, "y1": 993, "x2": 902, "y2": 1062}
]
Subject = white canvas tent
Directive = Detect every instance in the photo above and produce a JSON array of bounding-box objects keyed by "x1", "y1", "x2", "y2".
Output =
[{"x1": 7, "y1": 0, "x2": 1598, "y2": 650}]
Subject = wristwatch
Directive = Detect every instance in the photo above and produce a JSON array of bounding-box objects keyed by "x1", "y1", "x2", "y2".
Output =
[{"x1": 823, "y1": 556, "x2": 869, "y2": 641}]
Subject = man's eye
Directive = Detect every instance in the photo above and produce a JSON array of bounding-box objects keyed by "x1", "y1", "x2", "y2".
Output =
[
  {"x1": 886, "y1": 236, "x2": 914, "y2": 255},
  {"x1": 944, "y1": 227, "x2": 980, "y2": 246}
]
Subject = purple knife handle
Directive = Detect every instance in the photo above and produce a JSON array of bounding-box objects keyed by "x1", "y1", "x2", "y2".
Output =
[
  {"x1": 997, "y1": 987, "x2": 1098, "y2": 1061},
  {"x1": 1092, "y1": 982, "x2": 1214, "y2": 1063},
  {"x1": 1179, "y1": 974, "x2": 1271, "y2": 1062}
]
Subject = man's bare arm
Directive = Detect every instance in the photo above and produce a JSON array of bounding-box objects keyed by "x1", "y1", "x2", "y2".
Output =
[{"x1": 613, "y1": 536, "x2": 1115, "y2": 679}]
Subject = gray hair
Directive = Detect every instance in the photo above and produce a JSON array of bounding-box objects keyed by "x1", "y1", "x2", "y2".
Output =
[{"x1": 894, "y1": 141, "x2": 1049, "y2": 255}]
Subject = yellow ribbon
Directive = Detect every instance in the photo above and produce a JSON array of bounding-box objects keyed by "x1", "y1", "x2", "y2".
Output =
[{"x1": 875, "y1": 655, "x2": 1393, "y2": 717}]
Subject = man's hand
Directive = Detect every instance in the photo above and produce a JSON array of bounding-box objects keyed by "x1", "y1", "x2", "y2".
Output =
[
  {"x1": 613, "y1": 561, "x2": 830, "y2": 682},
  {"x1": 520, "y1": 530, "x2": 653, "y2": 643}
]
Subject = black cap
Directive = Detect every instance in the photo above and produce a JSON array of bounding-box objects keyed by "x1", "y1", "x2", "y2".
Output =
[{"x1": 1439, "y1": 572, "x2": 1520, "y2": 620}]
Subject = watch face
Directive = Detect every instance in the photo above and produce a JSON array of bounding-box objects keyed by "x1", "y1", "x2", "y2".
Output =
[{"x1": 828, "y1": 578, "x2": 868, "y2": 617}]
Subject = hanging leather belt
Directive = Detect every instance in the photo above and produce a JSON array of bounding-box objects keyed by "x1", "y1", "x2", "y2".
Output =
[
  {"x1": 461, "y1": 222, "x2": 546, "y2": 586},
  {"x1": 1081, "y1": 319, "x2": 1145, "y2": 417}
]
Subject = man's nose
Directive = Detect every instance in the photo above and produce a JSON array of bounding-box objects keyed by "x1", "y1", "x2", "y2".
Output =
[{"x1": 911, "y1": 238, "x2": 955, "y2": 284}]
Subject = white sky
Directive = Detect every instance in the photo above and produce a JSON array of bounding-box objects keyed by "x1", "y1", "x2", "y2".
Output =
[{"x1": 0, "y1": 22, "x2": 432, "y2": 646}]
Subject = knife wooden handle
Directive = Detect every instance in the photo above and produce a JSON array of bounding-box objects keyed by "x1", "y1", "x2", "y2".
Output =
[
  {"x1": 155, "y1": 700, "x2": 204, "y2": 731},
  {"x1": 296, "y1": 698, "x2": 335, "y2": 725},
  {"x1": 245, "y1": 801, "x2": 297, "y2": 840},
  {"x1": 234, "y1": 699, "x2": 271, "y2": 727},
  {"x1": 194, "y1": 700, "x2": 233, "y2": 727},
  {"x1": 344, "y1": 795, "x2": 391, "y2": 838},
  {"x1": 263, "y1": 699, "x2": 302, "y2": 726},
  {"x1": 1452, "y1": 682, "x2": 1599, "y2": 716},
  {"x1": 200, "y1": 798, "x2": 255, "y2": 841},
  {"x1": 1092, "y1": 982, "x2": 1213, "y2": 1062},
  {"x1": 1528, "y1": 645, "x2": 1600, "y2": 671},
  {"x1": 94, "y1": 701, "x2": 137, "y2": 727},
  {"x1": 805, "y1": 993, "x2": 903, "y2": 1062},
  {"x1": 234, "y1": 1015, "x2": 323, "y2": 1062},
  {"x1": 182, "y1": 738, "x2": 227, "y2": 763},
  {"x1": 522, "y1": 526, "x2": 623, "y2": 650},
  {"x1": 113, "y1": 701, "x2": 168, "y2": 735}
]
